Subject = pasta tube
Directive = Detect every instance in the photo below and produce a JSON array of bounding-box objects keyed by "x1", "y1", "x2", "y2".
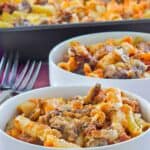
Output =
[
  {"x1": 121, "y1": 105, "x2": 142, "y2": 136},
  {"x1": 14, "y1": 115, "x2": 80, "y2": 148},
  {"x1": 32, "y1": 5, "x2": 56, "y2": 16},
  {"x1": 84, "y1": 84, "x2": 101, "y2": 104},
  {"x1": 0, "y1": 21, "x2": 13, "y2": 28},
  {"x1": 105, "y1": 88, "x2": 123, "y2": 109}
]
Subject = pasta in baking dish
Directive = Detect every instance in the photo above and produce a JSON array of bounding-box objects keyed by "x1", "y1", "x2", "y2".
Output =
[
  {"x1": 58, "y1": 36, "x2": 150, "y2": 79},
  {"x1": 0, "y1": 0, "x2": 150, "y2": 28},
  {"x1": 6, "y1": 84, "x2": 150, "y2": 148}
]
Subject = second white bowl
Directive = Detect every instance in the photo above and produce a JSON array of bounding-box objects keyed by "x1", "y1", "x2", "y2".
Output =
[{"x1": 49, "y1": 31, "x2": 150, "y2": 100}]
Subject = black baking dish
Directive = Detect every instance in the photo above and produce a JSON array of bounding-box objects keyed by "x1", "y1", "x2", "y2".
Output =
[{"x1": 0, "y1": 19, "x2": 150, "y2": 61}]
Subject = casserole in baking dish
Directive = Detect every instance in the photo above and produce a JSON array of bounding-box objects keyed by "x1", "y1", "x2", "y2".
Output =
[{"x1": 0, "y1": 0, "x2": 150, "y2": 28}]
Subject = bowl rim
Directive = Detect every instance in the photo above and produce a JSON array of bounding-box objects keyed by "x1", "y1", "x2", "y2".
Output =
[
  {"x1": 0, "y1": 86, "x2": 150, "y2": 150},
  {"x1": 49, "y1": 31, "x2": 150, "y2": 81}
]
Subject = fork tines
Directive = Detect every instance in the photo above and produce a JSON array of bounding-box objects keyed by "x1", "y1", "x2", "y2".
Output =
[{"x1": 0, "y1": 52, "x2": 42, "y2": 93}]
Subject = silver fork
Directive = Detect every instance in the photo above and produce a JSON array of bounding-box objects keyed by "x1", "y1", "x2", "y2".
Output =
[{"x1": 0, "y1": 53, "x2": 42, "y2": 104}]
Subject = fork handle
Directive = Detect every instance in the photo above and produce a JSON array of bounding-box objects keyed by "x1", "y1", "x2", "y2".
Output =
[{"x1": 0, "y1": 90, "x2": 13, "y2": 104}]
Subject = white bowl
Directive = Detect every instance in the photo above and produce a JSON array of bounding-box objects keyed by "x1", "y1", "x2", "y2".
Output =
[
  {"x1": 0, "y1": 86, "x2": 150, "y2": 150},
  {"x1": 49, "y1": 31, "x2": 150, "y2": 100}
]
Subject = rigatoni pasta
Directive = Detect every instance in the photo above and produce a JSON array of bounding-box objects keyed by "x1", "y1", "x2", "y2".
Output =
[
  {"x1": 14, "y1": 116, "x2": 79, "y2": 147},
  {"x1": 58, "y1": 36, "x2": 150, "y2": 79},
  {"x1": 6, "y1": 84, "x2": 150, "y2": 148}
]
